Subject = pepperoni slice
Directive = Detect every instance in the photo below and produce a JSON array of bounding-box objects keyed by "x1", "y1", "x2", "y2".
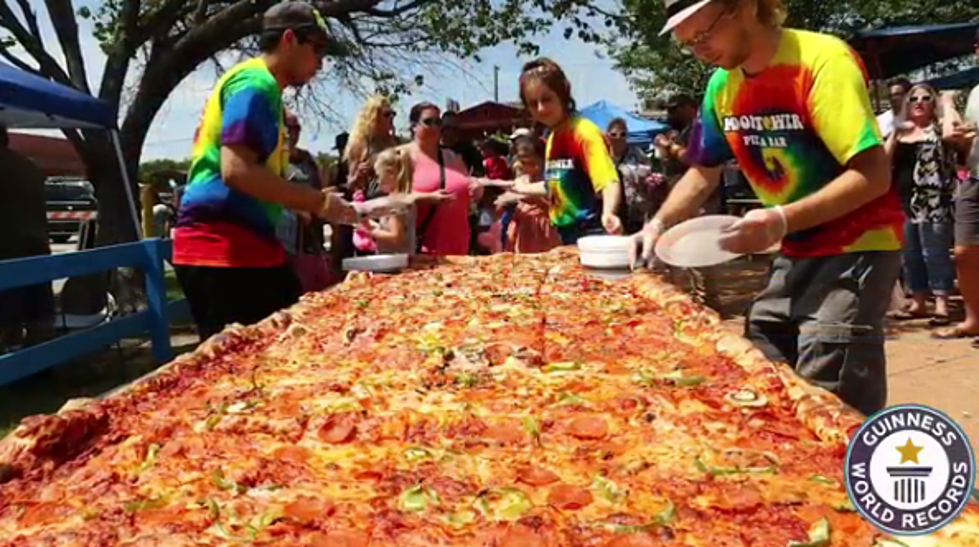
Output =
[
  {"x1": 568, "y1": 415, "x2": 609, "y2": 440},
  {"x1": 307, "y1": 529, "x2": 369, "y2": 547},
  {"x1": 318, "y1": 415, "x2": 356, "y2": 444},
  {"x1": 547, "y1": 484, "x2": 594, "y2": 510},
  {"x1": 711, "y1": 484, "x2": 763, "y2": 512},
  {"x1": 284, "y1": 495, "x2": 335, "y2": 522},
  {"x1": 517, "y1": 466, "x2": 560, "y2": 486},
  {"x1": 485, "y1": 420, "x2": 526, "y2": 444},
  {"x1": 274, "y1": 444, "x2": 312, "y2": 464}
]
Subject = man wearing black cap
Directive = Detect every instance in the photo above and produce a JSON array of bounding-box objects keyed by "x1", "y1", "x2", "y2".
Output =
[
  {"x1": 655, "y1": 93, "x2": 699, "y2": 181},
  {"x1": 174, "y1": 1, "x2": 417, "y2": 339},
  {"x1": 631, "y1": 0, "x2": 903, "y2": 415}
]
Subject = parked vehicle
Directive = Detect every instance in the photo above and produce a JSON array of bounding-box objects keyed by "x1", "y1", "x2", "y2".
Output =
[{"x1": 45, "y1": 178, "x2": 98, "y2": 243}]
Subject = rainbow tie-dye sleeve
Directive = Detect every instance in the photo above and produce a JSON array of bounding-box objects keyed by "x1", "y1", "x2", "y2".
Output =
[
  {"x1": 577, "y1": 120, "x2": 618, "y2": 193},
  {"x1": 220, "y1": 72, "x2": 282, "y2": 163},
  {"x1": 808, "y1": 48, "x2": 882, "y2": 164},
  {"x1": 685, "y1": 73, "x2": 735, "y2": 168}
]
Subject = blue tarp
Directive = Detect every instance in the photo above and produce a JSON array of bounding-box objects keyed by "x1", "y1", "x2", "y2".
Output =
[
  {"x1": 0, "y1": 61, "x2": 114, "y2": 129},
  {"x1": 924, "y1": 66, "x2": 979, "y2": 90},
  {"x1": 849, "y1": 22, "x2": 979, "y2": 80},
  {"x1": 579, "y1": 100, "x2": 668, "y2": 147}
]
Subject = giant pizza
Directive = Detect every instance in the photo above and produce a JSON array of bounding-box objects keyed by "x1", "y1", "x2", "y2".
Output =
[{"x1": 1, "y1": 249, "x2": 977, "y2": 546}]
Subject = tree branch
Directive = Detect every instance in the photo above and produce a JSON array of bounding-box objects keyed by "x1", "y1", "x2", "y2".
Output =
[
  {"x1": 0, "y1": 3, "x2": 71, "y2": 84},
  {"x1": 12, "y1": 0, "x2": 43, "y2": 48},
  {"x1": 95, "y1": 0, "x2": 143, "y2": 106},
  {"x1": 315, "y1": 0, "x2": 387, "y2": 18},
  {"x1": 44, "y1": 0, "x2": 91, "y2": 92},
  {"x1": 0, "y1": 46, "x2": 41, "y2": 76},
  {"x1": 134, "y1": 0, "x2": 193, "y2": 44},
  {"x1": 364, "y1": 0, "x2": 432, "y2": 17}
]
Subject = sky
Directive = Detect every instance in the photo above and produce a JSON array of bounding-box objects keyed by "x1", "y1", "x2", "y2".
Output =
[{"x1": 11, "y1": 1, "x2": 639, "y2": 162}]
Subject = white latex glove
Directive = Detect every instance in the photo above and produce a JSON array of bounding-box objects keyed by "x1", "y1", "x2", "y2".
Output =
[
  {"x1": 628, "y1": 218, "x2": 665, "y2": 270},
  {"x1": 719, "y1": 206, "x2": 787, "y2": 255}
]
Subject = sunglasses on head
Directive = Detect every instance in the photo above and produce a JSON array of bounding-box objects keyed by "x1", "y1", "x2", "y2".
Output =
[{"x1": 419, "y1": 117, "x2": 442, "y2": 127}]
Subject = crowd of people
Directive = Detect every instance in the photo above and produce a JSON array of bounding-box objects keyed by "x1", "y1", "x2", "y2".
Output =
[
  {"x1": 158, "y1": 0, "x2": 979, "y2": 417},
  {"x1": 876, "y1": 76, "x2": 979, "y2": 346}
]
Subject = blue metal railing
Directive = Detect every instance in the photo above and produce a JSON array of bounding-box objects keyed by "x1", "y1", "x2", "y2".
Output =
[{"x1": 0, "y1": 238, "x2": 188, "y2": 386}]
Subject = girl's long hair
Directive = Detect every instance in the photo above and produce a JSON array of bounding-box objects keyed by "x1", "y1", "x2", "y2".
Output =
[
  {"x1": 373, "y1": 145, "x2": 414, "y2": 194},
  {"x1": 519, "y1": 57, "x2": 576, "y2": 117},
  {"x1": 344, "y1": 94, "x2": 392, "y2": 165}
]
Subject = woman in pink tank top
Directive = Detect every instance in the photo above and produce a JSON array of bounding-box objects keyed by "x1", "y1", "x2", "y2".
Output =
[{"x1": 409, "y1": 103, "x2": 480, "y2": 256}]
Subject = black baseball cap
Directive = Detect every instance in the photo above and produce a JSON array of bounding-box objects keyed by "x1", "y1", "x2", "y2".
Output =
[
  {"x1": 263, "y1": 2, "x2": 330, "y2": 43},
  {"x1": 333, "y1": 132, "x2": 349, "y2": 151}
]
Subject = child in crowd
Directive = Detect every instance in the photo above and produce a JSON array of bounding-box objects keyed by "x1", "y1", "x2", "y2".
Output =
[
  {"x1": 483, "y1": 58, "x2": 623, "y2": 244},
  {"x1": 364, "y1": 146, "x2": 429, "y2": 254},
  {"x1": 496, "y1": 136, "x2": 561, "y2": 253}
]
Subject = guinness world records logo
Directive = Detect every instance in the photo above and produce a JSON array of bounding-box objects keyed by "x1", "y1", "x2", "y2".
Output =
[{"x1": 845, "y1": 404, "x2": 976, "y2": 536}]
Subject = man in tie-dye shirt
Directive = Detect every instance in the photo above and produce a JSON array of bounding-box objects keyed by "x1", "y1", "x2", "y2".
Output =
[
  {"x1": 632, "y1": 0, "x2": 903, "y2": 415},
  {"x1": 174, "y1": 2, "x2": 407, "y2": 339}
]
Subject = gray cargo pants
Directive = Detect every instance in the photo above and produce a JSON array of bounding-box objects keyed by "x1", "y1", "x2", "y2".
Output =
[{"x1": 745, "y1": 251, "x2": 902, "y2": 416}]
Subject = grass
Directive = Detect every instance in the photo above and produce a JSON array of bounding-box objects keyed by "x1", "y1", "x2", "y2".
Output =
[{"x1": 165, "y1": 267, "x2": 185, "y2": 302}]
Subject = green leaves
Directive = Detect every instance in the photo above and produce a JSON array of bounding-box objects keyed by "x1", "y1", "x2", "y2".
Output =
[{"x1": 606, "y1": 0, "x2": 979, "y2": 99}]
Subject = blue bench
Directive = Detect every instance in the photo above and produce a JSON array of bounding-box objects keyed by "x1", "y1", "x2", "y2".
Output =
[{"x1": 0, "y1": 238, "x2": 188, "y2": 386}]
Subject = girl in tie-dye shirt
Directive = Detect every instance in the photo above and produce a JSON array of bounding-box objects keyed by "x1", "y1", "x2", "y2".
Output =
[{"x1": 501, "y1": 58, "x2": 623, "y2": 244}]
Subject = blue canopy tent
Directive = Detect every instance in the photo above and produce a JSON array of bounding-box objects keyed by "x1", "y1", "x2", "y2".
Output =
[
  {"x1": 579, "y1": 100, "x2": 668, "y2": 148},
  {"x1": 0, "y1": 61, "x2": 140, "y2": 235},
  {"x1": 848, "y1": 22, "x2": 979, "y2": 81},
  {"x1": 924, "y1": 66, "x2": 979, "y2": 90}
]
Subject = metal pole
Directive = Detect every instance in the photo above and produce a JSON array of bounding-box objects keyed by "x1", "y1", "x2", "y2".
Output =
[
  {"x1": 493, "y1": 65, "x2": 500, "y2": 103},
  {"x1": 110, "y1": 130, "x2": 144, "y2": 240}
]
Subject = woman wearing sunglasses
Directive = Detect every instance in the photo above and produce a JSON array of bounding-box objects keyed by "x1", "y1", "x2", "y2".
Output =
[
  {"x1": 887, "y1": 84, "x2": 963, "y2": 325},
  {"x1": 606, "y1": 118, "x2": 660, "y2": 235},
  {"x1": 409, "y1": 102, "x2": 480, "y2": 256}
]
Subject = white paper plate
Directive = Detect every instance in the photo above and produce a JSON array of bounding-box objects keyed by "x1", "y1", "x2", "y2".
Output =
[
  {"x1": 655, "y1": 215, "x2": 743, "y2": 268},
  {"x1": 342, "y1": 254, "x2": 409, "y2": 273}
]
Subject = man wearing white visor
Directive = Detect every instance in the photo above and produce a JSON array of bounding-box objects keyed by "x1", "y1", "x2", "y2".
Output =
[{"x1": 631, "y1": 0, "x2": 904, "y2": 415}]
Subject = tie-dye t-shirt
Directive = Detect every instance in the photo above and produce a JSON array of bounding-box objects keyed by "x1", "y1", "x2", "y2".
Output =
[
  {"x1": 544, "y1": 116, "x2": 619, "y2": 228},
  {"x1": 173, "y1": 57, "x2": 288, "y2": 268},
  {"x1": 687, "y1": 29, "x2": 904, "y2": 257}
]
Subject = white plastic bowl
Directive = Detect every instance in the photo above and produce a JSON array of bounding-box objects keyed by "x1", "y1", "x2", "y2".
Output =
[
  {"x1": 342, "y1": 254, "x2": 409, "y2": 273},
  {"x1": 578, "y1": 235, "x2": 631, "y2": 270}
]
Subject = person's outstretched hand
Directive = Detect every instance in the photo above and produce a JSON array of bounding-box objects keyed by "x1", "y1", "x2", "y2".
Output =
[
  {"x1": 719, "y1": 206, "x2": 787, "y2": 255},
  {"x1": 628, "y1": 218, "x2": 664, "y2": 270},
  {"x1": 318, "y1": 188, "x2": 357, "y2": 224},
  {"x1": 410, "y1": 190, "x2": 455, "y2": 204},
  {"x1": 602, "y1": 212, "x2": 623, "y2": 236}
]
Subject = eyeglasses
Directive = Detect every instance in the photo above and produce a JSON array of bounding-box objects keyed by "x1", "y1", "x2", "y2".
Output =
[
  {"x1": 909, "y1": 95, "x2": 934, "y2": 104},
  {"x1": 608, "y1": 132, "x2": 626, "y2": 138},
  {"x1": 419, "y1": 118, "x2": 442, "y2": 127},
  {"x1": 676, "y1": 9, "x2": 731, "y2": 54}
]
